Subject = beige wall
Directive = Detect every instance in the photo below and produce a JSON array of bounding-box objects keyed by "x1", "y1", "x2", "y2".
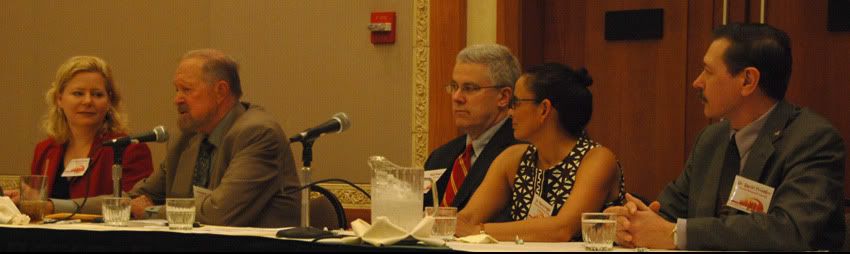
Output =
[
  {"x1": 466, "y1": 0, "x2": 496, "y2": 45},
  {"x1": 0, "y1": 0, "x2": 414, "y2": 184}
]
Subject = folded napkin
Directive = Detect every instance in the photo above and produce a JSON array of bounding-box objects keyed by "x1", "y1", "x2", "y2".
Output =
[
  {"x1": 0, "y1": 196, "x2": 30, "y2": 225},
  {"x1": 456, "y1": 233, "x2": 498, "y2": 244},
  {"x1": 350, "y1": 216, "x2": 446, "y2": 247}
]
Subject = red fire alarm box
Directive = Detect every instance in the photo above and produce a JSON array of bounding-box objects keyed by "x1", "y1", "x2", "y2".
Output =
[{"x1": 369, "y1": 12, "x2": 395, "y2": 44}]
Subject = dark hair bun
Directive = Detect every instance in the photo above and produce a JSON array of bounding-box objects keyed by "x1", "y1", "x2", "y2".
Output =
[{"x1": 576, "y1": 68, "x2": 593, "y2": 87}]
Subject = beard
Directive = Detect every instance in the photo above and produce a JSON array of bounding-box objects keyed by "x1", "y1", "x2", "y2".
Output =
[
  {"x1": 177, "y1": 113, "x2": 201, "y2": 133},
  {"x1": 177, "y1": 104, "x2": 213, "y2": 133}
]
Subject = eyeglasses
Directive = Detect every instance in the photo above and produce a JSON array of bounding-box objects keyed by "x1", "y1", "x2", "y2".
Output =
[
  {"x1": 509, "y1": 96, "x2": 537, "y2": 109},
  {"x1": 445, "y1": 83, "x2": 506, "y2": 95}
]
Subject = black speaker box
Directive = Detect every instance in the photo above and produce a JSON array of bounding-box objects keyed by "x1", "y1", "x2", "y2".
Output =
[
  {"x1": 829, "y1": 0, "x2": 850, "y2": 32},
  {"x1": 605, "y1": 8, "x2": 664, "y2": 41}
]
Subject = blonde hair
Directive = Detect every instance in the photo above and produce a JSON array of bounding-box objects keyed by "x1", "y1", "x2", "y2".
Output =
[{"x1": 42, "y1": 56, "x2": 128, "y2": 143}]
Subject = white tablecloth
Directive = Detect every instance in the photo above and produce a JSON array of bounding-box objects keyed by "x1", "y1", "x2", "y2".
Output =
[
  {"x1": 1, "y1": 223, "x2": 679, "y2": 252},
  {"x1": 447, "y1": 241, "x2": 676, "y2": 252}
]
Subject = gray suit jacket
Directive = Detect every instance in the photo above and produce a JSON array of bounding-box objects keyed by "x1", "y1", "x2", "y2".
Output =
[
  {"x1": 658, "y1": 100, "x2": 846, "y2": 250},
  {"x1": 129, "y1": 102, "x2": 301, "y2": 228}
]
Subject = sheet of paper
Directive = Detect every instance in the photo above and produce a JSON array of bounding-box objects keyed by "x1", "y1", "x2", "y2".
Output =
[
  {"x1": 192, "y1": 186, "x2": 213, "y2": 208},
  {"x1": 424, "y1": 168, "x2": 447, "y2": 193}
]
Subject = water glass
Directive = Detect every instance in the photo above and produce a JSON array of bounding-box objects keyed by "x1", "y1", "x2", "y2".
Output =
[
  {"x1": 582, "y1": 213, "x2": 616, "y2": 251},
  {"x1": 102, "y1": 197, "x2": 131, "y2": 226},
  {"x1": 19, "y1": 175, "x2": 47, "y2": 224},
  {"x1": 166, "y1": 198, "x2": 196, "y2": 230},
  {"x1": 424, "y1": 206, "x2": 457, "y2": 240}
]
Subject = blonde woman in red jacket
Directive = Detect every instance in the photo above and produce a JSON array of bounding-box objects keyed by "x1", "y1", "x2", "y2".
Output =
[{"x1": 28, "y1": 56, "x2": 153, "y2": 213}]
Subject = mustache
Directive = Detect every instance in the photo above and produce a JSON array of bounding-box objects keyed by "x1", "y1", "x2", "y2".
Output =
[
  {"x1": 177, "y1": 104, "x2": 189, "y2": 113},
  {"x1": 697, "y1": 90, "x2": 707, "y2": 103}
]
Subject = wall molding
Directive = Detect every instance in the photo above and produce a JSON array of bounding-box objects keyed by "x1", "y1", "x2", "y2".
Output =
[
  {"x1": 412, "y1": 0, "x2": 430, "y2": 167},
  {"x1": 0, "y1": 175, "x2": 18, "y2": 194},
  {"x1": 315, "y1": 183, "x2": 371, "y2": 209}
]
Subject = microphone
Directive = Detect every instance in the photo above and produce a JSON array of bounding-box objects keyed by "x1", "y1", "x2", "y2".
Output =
[
  {"x1": 289, "y1": 112, "x2": 351, "y2": 143},
  {"x1": 103, "y1": 125, "x2": 170, "y2": 146}
]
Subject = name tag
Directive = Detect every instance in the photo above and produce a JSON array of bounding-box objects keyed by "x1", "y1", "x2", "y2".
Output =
[
  {"x1": 527, "y1": 195, "x2": 554, "y2": 219},
  {"x1": 61, "y1": 158, "x2": 91, "y2": 177},
  {"x1": 726, "y1": 176, "x2": 775, "y2": 214},
  {"x1": 423, "y1": 168, "x2": 447, "y2": 193}
]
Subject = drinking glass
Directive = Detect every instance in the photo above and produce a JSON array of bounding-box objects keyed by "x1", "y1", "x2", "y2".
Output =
[
  {"x1": 166, "y1": 198, "x2": 196, "y2": 230},
  {"x1": 424, "y1": 206, "x2": 457, "y2": 240},
  {"x1": 102, "y1": 197, "x2": 131, "y2": 226},
  {"x1": 19, "y1": 175, "x2": 47, "y2": 224},
  {"x1": 581, "y1": 213, "x2": 616, "y2": 251}
]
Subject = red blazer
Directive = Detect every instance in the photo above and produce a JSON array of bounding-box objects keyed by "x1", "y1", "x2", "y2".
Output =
[{"x1": 30, "y1": 132, "x2": 154, "y2": 199}]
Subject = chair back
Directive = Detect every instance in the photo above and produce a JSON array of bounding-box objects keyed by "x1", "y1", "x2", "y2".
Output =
[{"x1": 309, "y1": 185, "x2": 347, "y2": 229}]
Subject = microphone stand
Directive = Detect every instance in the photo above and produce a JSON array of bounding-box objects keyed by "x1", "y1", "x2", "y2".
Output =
[
  {"x1": 277, "y1": 138, "x2": 335, "y2": 239},
  {"x1": 111, "y1": 145, "x2": 127, "y2": 197},
  {"x1": 300, "y1": 139, "x2": 314, "y2": 228}
]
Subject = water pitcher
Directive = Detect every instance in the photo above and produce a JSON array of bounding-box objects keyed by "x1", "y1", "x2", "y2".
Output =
[{"x1": 369, "y1": 156, "x2": 423, "y2": 232}]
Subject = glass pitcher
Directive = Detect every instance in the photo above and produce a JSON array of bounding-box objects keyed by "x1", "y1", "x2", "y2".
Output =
[{"x1": 368, "y1": 156, "x2": 423, "y2": 232}]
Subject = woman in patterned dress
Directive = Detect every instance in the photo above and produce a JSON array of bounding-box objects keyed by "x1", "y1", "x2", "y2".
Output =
[{"x1": 455, "y1": 63, "x2": 625, "y2": 242}]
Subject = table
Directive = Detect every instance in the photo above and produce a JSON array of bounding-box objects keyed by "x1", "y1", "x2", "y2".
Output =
[
  {"x1": 0, "y1": 223, "x2": 672, "y2": 252},
  {"x1": 0, "y1": 223, "x2": 447, "y2": 252},
  {"x1": 447, "y1": 242, "x2": 672, "y2": 252}
]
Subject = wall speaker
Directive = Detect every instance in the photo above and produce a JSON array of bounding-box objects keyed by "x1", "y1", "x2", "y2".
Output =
[
  {"x1": 605, "y1": 8, "x2": 664, "y2": 41},
  {"x1": 828, "y1": 0, "x2": 850, "y2": 32}
]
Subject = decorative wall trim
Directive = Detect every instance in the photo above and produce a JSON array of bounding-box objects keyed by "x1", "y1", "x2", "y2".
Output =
[
  {"x1": 315, "y1": 183, "x2": 371, "y2": 209},
  {"x1": 412, "y1": 0, "x2": 430, "y2": 167},
  {"x1": 0, "y1": 175, "x2": 20, "y2": 193}
]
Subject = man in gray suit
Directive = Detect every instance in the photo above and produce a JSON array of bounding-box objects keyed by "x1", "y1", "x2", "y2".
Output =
[
  {"x1": 606, "y1": 23, "x2": 845, "y2": 250},
  {"x1": 128, "y1": 49, "x2": 301, "y2": 227}
]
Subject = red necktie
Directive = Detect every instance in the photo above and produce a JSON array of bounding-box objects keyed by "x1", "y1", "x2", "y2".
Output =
[{"x1": 442, "y1": 144, "x2": 473, "y2": 207}]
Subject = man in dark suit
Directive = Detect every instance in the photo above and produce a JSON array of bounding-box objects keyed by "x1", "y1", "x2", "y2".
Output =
[
  {"x1": 424, "y1": 44, "x2": 521, "y2": 216},
  {"x1": 606, "y1": 23, "x2": 845, "y2": 250}
]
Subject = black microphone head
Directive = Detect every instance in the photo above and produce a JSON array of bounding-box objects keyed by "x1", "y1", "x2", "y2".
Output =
[
  {"x1": 153, "y1": 125, "x2": 169, "y2": 143},
  {"x1": 332, "y1": 112, "x2": 351, "y2": 134}
]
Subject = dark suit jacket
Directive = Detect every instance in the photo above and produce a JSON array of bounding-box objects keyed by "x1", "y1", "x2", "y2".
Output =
[
  {"x1": 31, "y1": 132, "x2": 153, "y2": 198},
  {"x1": 130, "y1": 102, "x2": 301, "y2": 228},
  {"x1": 423, "y1": 118, "x2": 519, "y2": 219},
  {"x1": 658, "y1": 100, "x2": 846, "y2": 251}
]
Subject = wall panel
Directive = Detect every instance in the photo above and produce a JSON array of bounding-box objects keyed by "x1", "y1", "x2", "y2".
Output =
[
  {"x1": 765, "y1": 0, "x2": 850, "y2": 196},
  {"x1": 0, "y1": 0, "x2": 415, "y2": 185},
  {"x1": 503, "y1": 0, "x2": 850, "y2": 199},
  {"x1": 428, "y1": 0, "x2": 466, "y2": 152}
]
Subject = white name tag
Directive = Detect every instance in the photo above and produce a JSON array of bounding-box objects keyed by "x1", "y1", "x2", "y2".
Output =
[
  {"x1": 726, "y1": 176, "x2": 775, "y2": 214},
  {"x1": 527, "y1": 195, "x2": 554, "y2": 219},
  {"x1": 423, "y1": 168, "x2": 447, "y2": 193},
  {"x1": 61, "y1": 158, "x2": 91, "y2": 177}
]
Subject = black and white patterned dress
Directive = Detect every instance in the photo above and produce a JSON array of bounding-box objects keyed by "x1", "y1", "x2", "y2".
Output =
[{"x1": 509, "y1": 136, "x2": 626, "y2": 220}]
